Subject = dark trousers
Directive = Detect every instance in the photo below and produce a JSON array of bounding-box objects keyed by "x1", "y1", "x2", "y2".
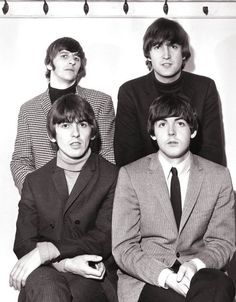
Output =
[
  {"x1": 18, "y1": 266, "x2": 110, "y2": 302},
  {"x1": 138, "y1": 268, "x2": 235, "y2": 302}
]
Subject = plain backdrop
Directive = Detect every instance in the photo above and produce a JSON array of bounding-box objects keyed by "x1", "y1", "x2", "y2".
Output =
[{"x1": 0, "y1": 1, "x2": 236, "y2": 300}]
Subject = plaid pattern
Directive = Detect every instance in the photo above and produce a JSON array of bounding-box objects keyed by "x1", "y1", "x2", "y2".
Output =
[{"x1": 10, "y1": 85, "x2": 115, "y2": 193}]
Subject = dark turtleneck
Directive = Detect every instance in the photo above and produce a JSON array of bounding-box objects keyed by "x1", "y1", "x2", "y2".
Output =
[
  {"x1": 49, "y1": 81, "x2": 77, "y2": 104},
  {"x1": 151, "y1": 70, "x2": 183, "y2": 95}
]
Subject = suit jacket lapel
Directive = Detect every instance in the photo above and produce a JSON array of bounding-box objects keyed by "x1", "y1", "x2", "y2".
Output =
[
  {"x1": 63, "y1": 154, "x2": 96, "y2": 214},
  {"x1": 52, "y1": 163, "x2": 69, "y2": 203},
  {"x1": 148, "y1": 154, "x2": 177, "y2": 232},
  {"x1": 179, "y1": 155, "x2": 204, "y2": 233}
]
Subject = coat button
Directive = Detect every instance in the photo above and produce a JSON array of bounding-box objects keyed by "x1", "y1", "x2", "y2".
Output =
[
  {"x1": 74, "y1": 220, "x2": 80, "y2": 225},
  {"x1": 176, "y1": 252, "x2": 180, "y2": 258},
  {"x1": 50, "y1": 223, "x2": 55, "y2": 229}
]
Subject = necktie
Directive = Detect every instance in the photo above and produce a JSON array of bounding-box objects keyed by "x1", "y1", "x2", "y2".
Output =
[{"x1": 170, "y1": 167, "x2": 182, "y2": 229}]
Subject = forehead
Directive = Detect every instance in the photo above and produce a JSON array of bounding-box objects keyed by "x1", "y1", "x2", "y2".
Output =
[{"x1": 55, "y1": 50, "x2": 80, "y2": 56}]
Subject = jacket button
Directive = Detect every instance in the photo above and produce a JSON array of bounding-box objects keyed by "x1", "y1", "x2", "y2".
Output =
[
  {"x1": 75, "y1": 220, "x2": 80, "y2": 225},
  {"x1": 50, "y1": 223, "x2": 55, "y2": 229},
  {"x1": 176, "y1": 252, "x2": 180, "y2": 258}
]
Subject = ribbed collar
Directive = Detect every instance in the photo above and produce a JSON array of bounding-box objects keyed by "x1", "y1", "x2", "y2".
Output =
[
  {"x1": 57, "y1": 148, "x2": 91, "y2": 172},
  {"x1": 49, "y1": 81, "x2": 77, "y2": 104},
  {"x1": 151, "y1": 70, "x2": 183, "y2": 94}
]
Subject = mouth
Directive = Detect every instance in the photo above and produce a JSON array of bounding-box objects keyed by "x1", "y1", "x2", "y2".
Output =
[
  {"x1": 70, "y1": 142, "x2": 81, "y2": 148},
  {"x1": 167, "y1": 141, "x2": 178, "y2": 146}
]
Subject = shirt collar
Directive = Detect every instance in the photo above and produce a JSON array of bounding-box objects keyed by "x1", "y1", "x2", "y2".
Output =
[{"x1": 158, "y1": 151, "x2": 191, "y2": 180}]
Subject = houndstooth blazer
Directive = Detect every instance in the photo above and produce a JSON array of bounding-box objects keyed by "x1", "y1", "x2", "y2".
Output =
[{"x1": 11, "y1": 85, "x2": 115, "y2": 193}]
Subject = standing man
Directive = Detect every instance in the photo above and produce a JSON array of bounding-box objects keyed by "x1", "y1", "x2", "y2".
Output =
[
  {"x1": 112, "y1": 94, "x2": 235, "y2": 302},
  {"x1": 11, "y1": 37, "x2": 115, "y2": 193},
  {"x1": 114, "y1": 17, "x2": 225, "y2": 167}
]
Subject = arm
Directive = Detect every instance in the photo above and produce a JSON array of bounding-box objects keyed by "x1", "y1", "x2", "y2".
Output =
[
  {"x1": 191, "y1": 168, "x2": 235, "y2": 268},
  {"x1": 10, "y1": 106, "x2": 35, "y2": 193},
  {"x1": 198, "y1": 80, "x2": 226, "y2": 165},
  {"x1": 96, "y1": 94, "x2": 115, "y2": 164},
  {"x1": 114, "y1": 85, "x2": 144, "y2": 167},
  {"x1": 112, "y1": 167, "x2": 168, "y2": 286}
]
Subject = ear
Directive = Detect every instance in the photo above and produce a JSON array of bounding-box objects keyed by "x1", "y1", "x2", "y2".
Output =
[
  {"x1": 48, "y1": 134, "x2": 56, "y2": 143},
  {"x1": 150, "y1": 135, "x2": 157, "y2": 141},
  {"x1": 47, "y1": 64, "x2": 53, "y2": 71},
  {"x1": 190, "y1": 130, "x2": 197, "y2": 139},
  {"x1": 90, "y1": 135, "x2": 96, "y2": 141}
]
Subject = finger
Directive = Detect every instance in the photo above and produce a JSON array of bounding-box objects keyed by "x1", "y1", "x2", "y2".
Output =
[
  {"x1": 177, "y1": 266, "x2": 186, "y2": 282},
  {"x1": 84, "y1": 255, "x2": 103, "y2": 262}
]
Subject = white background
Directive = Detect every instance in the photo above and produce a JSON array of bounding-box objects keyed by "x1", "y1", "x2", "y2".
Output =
[{"x1": 0, "y1": 2, "x2": 236, "y2": 300}]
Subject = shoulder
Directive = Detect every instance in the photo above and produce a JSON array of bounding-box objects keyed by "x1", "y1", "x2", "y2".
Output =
[
  {"x1": 182, "y1": 71, "x2": 216, "y2": 87},
  {"x1": 77, "y1": 85, "x2": 111, "y2": 101},
  {"x1": 119, "y1": 73, "x2": 151, "y2": 91},
  {"x1": 19, "y1": 90, "x2": 48, "y2": 112},
  {"x1": 193, "y1": 154, "x2": 230, "y2": 177},
  {"x1": 120, "y1": 153, "x2": 154, "y2": 176}
]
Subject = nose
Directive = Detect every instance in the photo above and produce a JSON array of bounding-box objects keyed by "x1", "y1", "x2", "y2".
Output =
[
  {"x1": 69, "y1": 55, "x2": 76, "y2": 65},
  {"x1": 163, "y1": 45, "x2": 171, "y2": 59},
  {"x1": 72, "y1": 123, "x2": 80, "y2": 137},
  {"x1": 168, "y1": 124, "x2": 176, "y2": 136}
]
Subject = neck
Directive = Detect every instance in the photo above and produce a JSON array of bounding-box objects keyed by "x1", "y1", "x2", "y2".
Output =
[
  {"x1": 57, "y1": 148, "x2": 91, "y2": 172},
  {"x1": 154, "y1": 70, "x2": 182, "y2": 84},
  {"x1": 159, "y1": 150, "x2": 190, "y2": 166}
]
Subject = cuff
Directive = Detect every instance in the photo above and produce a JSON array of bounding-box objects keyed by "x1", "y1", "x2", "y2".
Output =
[
  {"x1": 190, "y1": 258, "x2": 206, "y2": 271},
  {"x1": 37, "y1": 242, "x2": 60, "y2": 264},
  {"x1": 158, "y1": 268, "x2": 174, "y2": 289}
]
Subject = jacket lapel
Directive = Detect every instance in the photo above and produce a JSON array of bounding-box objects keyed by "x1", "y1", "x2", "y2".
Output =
[
  {"x1": 51, "y1": 163, "x2": 69, "y2": 203},
  {"x1": 63, "y1": 154, "x2": 96, "y2": 214},
  {"x1": 148, "y1": 154, "x2": 177, "y2": 232},
  {"x1": 179, "y1": 155, "x2": 204, "y2": 233}
]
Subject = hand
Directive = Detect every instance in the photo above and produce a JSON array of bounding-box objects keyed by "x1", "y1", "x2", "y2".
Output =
[
  {"x1": 65, "y1": 255, "x2": 106, "y2": 280},
  {"x1": 166, "y1": 272, "x2": 189, "y2": 297},
  {"x1": 177, "y1": 261, "x2": 197, "y2": 285},
  {"x1": 9, "y1": 248, "x2": 41, "y2": 291}
]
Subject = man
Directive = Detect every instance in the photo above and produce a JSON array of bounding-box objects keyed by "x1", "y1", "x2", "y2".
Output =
[
  {"x1": 112, "y1": 94, "x2": 235, "y2": 302},
  {"x1": 114, "y1": 17, "x2": 225, "y2": 167},
  {"x1": 11, "y1": 37, "x2": 115, "y2": 193},
  {"x1": 9, "y1": 94, "x2": 118, "y2": 302}
]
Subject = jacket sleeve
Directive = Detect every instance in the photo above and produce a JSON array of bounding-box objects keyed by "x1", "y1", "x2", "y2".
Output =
[
  {"x1": 13, "y1": 176, "x2": 39, "y2": 259},
  {"x1": 96, "y1": 94, "x2": 115, "y2": 164},
  {"x1": 10, "y1": 106, "x2": 35, "y2": 194},
  {"x1": 112, "y1": 167, "x2": 167, "y2": 286},
  {"x1": 114, "y1": 85, "x2": 144, "y2": 167},
  {"x1": 193, "y1": 168, "x2": 235, "y2": 268},
  {"x1": 196, "y1": 79, "x2": 226, "y2": 165}
]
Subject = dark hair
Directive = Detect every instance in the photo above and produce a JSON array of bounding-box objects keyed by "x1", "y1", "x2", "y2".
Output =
[
  {"x1": 44, "y1": 37, "x2": 86, "y2": 81},
  {"x1": 143, "y1": 18, "x2": 191, "y2": 70},
  {"x1": 47, "y1": 94, "x2": 97, "y2": 141},
  {"x1": 147, "y1": 94, "x2": 198, "y2": 136}
]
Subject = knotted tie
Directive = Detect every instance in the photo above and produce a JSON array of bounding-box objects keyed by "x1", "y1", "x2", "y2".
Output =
[{"x1": 170, "y1": 167, "x2": 182, "y2": 229}]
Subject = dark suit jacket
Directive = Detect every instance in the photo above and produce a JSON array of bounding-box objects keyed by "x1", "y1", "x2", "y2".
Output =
[
  {"x1": 14, "y1": 153, "x2": 119, "y2": 288},
  {"x1": 114, "y1": 71, "x2": 225, "y2": 167}
]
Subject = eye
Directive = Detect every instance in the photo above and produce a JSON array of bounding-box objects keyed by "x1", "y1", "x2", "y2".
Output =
[
  {"x1": 177, "y1": 120, "x2": 187, "y2": 127},
  {"x1": 59, "y1": 122, "x2": 71, "y2": 129},
  {"x1": 74, "y1": 56, "x2": 81, "y2": 62},
  {"x1": 79, "y1": 121, "x2": 89, "y2": 128},
  {"x1": 171, "y1": 44, "x2": 180, "y2": 50},
  {"x1": 156, "y1": 121, "x2": 166, "y2": 128}
]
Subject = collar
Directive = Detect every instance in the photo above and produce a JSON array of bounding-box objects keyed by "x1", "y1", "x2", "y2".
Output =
[
  {"x1": 57, "y1": 148, "x2": 91, "y2": 172},
  {"x1": 158, "y1": 151, "x2": 191, "y2": 180}
]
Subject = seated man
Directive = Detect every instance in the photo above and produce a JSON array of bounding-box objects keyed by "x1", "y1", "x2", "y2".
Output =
[
  {"x1": 112, "y1": 93, "x2": 235, "y2": 302},
  {"x1": 9, "y1": 94, "x2": 119, "y2": 302}
]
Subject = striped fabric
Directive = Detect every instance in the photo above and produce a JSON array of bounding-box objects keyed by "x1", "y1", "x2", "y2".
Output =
[{"x1": 10, "y1": 85, "x2": 115, "y2": 193}]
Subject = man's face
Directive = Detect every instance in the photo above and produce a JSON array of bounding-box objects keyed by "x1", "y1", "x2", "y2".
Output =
[
  {"x1": 54, "y1": 121, "x2": 92, "y2": 160},
  {"x1": 49, "y1": 50, "x2": 81, "y2": 87},
  {"x1": 152, "y1": 117, "x2": 196, "y2": 162},
  {"x1": 149, "y1": 41, "x2": 183, "y2": 83}
]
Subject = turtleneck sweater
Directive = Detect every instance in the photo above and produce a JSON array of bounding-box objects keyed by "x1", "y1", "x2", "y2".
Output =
[
  {"x1": 49, "y1": 81, "x2": 77, "y2": 104},
  {"x1": 57, "y1": 148, "x2": 91, "y2": 195},
  {"x1": 151, "y1": 70, "x2": 184, "y2": 95}
]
